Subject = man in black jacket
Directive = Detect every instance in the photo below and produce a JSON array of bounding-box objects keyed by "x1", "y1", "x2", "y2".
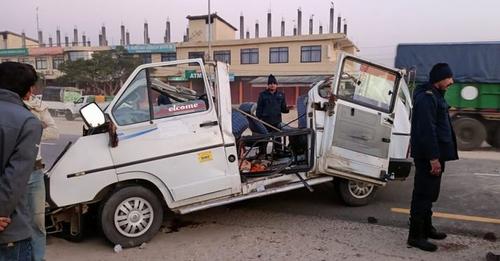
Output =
[
  {"x1": 256, "y1": 75, "x2": 290, "y2": 155},
  {"x1": 408, "y1": 63, "x2": 458, "y2": 252},
  {"x1": 256, "y1": 74, "x2": 289, "y2": 131},
  {"x1": 0, "y1": 62, "x2": 42, "y2": 260}
]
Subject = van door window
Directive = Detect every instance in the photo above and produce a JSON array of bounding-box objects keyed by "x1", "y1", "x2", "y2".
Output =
[
  {"x1": 112, "y1": 70, "x2": 151, "y2": 125},
  {"x1": 337, "y1": 58, "x2": 399, "y2": 113}
]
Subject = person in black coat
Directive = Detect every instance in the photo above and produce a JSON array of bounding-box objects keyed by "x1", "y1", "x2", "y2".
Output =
[
  {"x1": 255, "y1": 74, "x2": 290, "y2": 155},
  {"x1": 256, "y1": 74, "x2": 289, "y2": 132},
  {"x1": 407, "y1": 63, "x2": 459, "y2": 252}
]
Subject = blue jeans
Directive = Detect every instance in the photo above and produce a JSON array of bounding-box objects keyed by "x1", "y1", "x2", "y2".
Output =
[
  {"x1": 0, "y1": 239, "x2": 32, "y2": 261},
  {"x1": 27, "y1": 170, "x2": 46, "y2": 261}
]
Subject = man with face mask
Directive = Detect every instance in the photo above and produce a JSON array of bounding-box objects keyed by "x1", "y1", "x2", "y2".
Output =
[
  {"x1": 407, "y1": 63, "x2": 459, "y2": 252},
  {"x1": 0, "y1": 62, "x2": 42, "y2": 261}
]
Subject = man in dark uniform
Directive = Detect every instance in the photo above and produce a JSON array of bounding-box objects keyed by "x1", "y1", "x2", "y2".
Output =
[
  {"x1": 256, "y1": 74, "x2": 289, "y2": 131},
  {"x1": 256, "y1": 74, "x2": 289, "y2": 155},
  {"x1": 408, "y1": 63, "x2": 459, "y2": 252}
]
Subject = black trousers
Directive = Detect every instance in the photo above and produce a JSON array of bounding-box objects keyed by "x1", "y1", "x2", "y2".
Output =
[
  {"x1": 410, "y1": 158, "x2": 446, "y2": 219},
  {"x1": 258, "y1": 124, "x2": 283, "y2": 155}
]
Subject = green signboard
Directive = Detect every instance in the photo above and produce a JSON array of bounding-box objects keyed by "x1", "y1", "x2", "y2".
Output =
[
  {"x1": 185, "y1": 70, "x2": 203, "y2": 79},
  {"x1": 0, "y1": 48, "x2": 28, "y2": 57},
  {"x1": 168, "y1": 76, "x2": 188, "y2": 82},
  {"x1": 185, "y1": 70, "x2": 235, "y2": 81},
  {"x1": 125, "y1": 43, "x2": 176, "y2": 54}
]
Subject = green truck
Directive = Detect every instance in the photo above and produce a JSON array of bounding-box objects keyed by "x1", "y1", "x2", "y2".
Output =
[{"x1": 396, "y1": 42, "x2": 500, "y2": 150}]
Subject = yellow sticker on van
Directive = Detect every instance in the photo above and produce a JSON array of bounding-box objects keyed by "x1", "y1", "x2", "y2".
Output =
[{"x1": 198, "y1": 151, "x2": 213, "y2": 163}]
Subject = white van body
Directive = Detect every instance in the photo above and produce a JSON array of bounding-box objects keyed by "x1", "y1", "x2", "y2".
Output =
[{"x1": 46, "y1": 53, "x2": 412, "y2": 247}]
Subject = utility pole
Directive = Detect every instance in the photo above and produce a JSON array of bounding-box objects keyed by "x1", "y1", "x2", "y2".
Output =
[{"x1": 207, "y1": 0, "x2": 212, "y2": 61}]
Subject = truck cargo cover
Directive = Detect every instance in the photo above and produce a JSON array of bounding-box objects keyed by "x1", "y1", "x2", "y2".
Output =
[{"x1": 395, "y1": 42, "x2": 500, "y2": 83}]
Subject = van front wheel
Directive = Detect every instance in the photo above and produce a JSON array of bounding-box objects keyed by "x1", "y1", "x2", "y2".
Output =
[
  {"x1": 100, "y1": 186, "x2": 163, "y2": 248},
  {"x1": 336, "y1": 179, "x2": 377, "y2": 207}
]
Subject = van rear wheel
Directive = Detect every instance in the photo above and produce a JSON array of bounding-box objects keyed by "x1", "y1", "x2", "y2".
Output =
[
  {"x1": 100, "y1": 186, "x2": 163, "y2": 248},
  {"x1": 336, "y1": 179, "x2": 377, "y2": 207}
]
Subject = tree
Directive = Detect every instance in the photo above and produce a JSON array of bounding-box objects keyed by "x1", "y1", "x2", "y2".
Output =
[{"x1": 56, "y1": 47, "x2": 142, "y2": 95}]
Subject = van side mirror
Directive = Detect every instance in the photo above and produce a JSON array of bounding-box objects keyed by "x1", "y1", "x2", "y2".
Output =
[{"x1": 80, "y1": 102, "x2": 106, "y2": 128}]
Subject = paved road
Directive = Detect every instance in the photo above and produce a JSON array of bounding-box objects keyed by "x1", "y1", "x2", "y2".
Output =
[{"x1": 42, "y1": 133, "x2": 500, "y2": 241}]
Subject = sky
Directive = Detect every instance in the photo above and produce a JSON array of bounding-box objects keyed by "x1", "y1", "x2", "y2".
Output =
[{"x1": 1, "y1": 0, "x2": 499, "y2": 66}]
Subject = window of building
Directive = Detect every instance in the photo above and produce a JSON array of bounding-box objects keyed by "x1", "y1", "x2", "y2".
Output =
[
  {"x1": 213, "y1": 50, "x2": 231, "y2": 64},
  {"x1": 35, "y1": 57, "x2": 48, "y2": 70},
  {"x1": 188, "y1": 52, "x2": 205, "y2": 66},
  {"x1": 142, "y1": 54, "x2": 152, "y2": 64},
  {"x1": 52, "y1": 56, "x2": 65, "y2": 69},
  {"x1": 241, "y1": 48, "x2": 259, "y2": 64},
  {"x1": 18, "y1": 57, "x2": 33, "y2": 66},
  {"x1": 269, "y1": 47, "x2": 289, "y2": 64},
  {"x1": 301, "y1": 45, "x2": 322, "y2": 63},
  {"x1": 68, "y1": 51, "x2": 92, "y2": 61},
  {"x1": 161, "y1": 52, "x2": 177, "y2": 62}
]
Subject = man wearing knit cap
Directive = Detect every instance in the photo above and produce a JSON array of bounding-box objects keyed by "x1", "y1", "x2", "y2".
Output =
[
  {"x1": 407, "y1": 63, "x2": 458, "y2": 252},
  {"x1": 256, "y1": 74, "x2": 290, "y2": 131}
]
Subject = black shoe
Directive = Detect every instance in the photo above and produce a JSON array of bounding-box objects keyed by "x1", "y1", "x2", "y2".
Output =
[
  {"x1": 426, "y1": 226, "x2": 447, "y2": 240},
  {"x1": 425, "y1": 216, "x2": 447, "y2": 240},
  {"x1": 486, "y1": 252, "x2": 500, "y2": 261},
  {"x1": 407, "y1": 238, "x2": 438, "y2": 252},
  {"x1": 407, "y1": 217, "x2": 438, "y2": 252}
]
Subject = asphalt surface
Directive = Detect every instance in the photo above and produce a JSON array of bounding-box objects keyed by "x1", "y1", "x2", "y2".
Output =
[
  {"x1": 40, "y1": 118, "x2": 500, "y2": 259},
  {"x1": 42, "y1": 132, "x2": 500, "y2": 240}
]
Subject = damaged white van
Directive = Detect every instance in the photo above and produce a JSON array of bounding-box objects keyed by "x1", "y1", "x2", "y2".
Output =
[{"x1": 45, "y1": 53, "x2": 412, "y2": 247}]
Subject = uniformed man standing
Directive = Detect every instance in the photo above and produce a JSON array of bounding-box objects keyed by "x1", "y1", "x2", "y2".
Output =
[
  {"x1": 256, "y1": 74, "x2": 289, "y2": 155},
  {"x1": 256, "y1": 74, "x2": 289, "y2": 132},
  {"x1": 408, "y1": 63, "x2": 459, "y2": 252}
]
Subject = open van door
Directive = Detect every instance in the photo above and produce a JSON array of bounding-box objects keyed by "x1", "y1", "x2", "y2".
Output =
[{"x1": 319, "y1": 53, "x2": 403, "y2": 185}]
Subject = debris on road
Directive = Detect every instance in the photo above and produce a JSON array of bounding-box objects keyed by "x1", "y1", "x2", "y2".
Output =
[
  {"x1": 484, "y1": 232, "x2": 497, "y2": 242},
  {"x1": 113, "y1": 244, "x2": 122, "y2": 253},
  {"x1": 367, "y1": 216, "x2": 378, "y2": 224}
]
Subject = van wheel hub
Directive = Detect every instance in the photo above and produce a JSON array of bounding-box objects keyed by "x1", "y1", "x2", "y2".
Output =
[
  {"x1": 114, "y1": 197, "x2": 154, "y2": 237},
  {"x1": 348, "y1": 181, "x2": 374, "y2": 199}
]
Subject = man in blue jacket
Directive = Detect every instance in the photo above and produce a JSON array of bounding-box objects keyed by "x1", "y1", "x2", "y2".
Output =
[
  {"x1": 256, "y1": 74, "x2": 290, "y2": 132},
  {"x1": 256, "y1": 74, "x2": 289, "y2": 155},
  {"x1": 0, "y1": 62, "x2": 42, "y2": 260},
  {"x1": 408, "y1": 63, "x2": 458, "y2": 252}
]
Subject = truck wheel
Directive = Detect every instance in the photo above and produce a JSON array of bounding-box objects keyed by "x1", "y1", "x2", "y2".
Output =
[
  {"x1": 453, "y1": 117, "x2": 486, "y2": 151},
  {"x1": 65, "y1": 110, "x2": 74, "y2": 121},
  {"x1": 100, "y1": 186, "x2": 163, "y2": 248},
  {"x1": 336, "y1": 179, "x2": 377, "y2": 207}
]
